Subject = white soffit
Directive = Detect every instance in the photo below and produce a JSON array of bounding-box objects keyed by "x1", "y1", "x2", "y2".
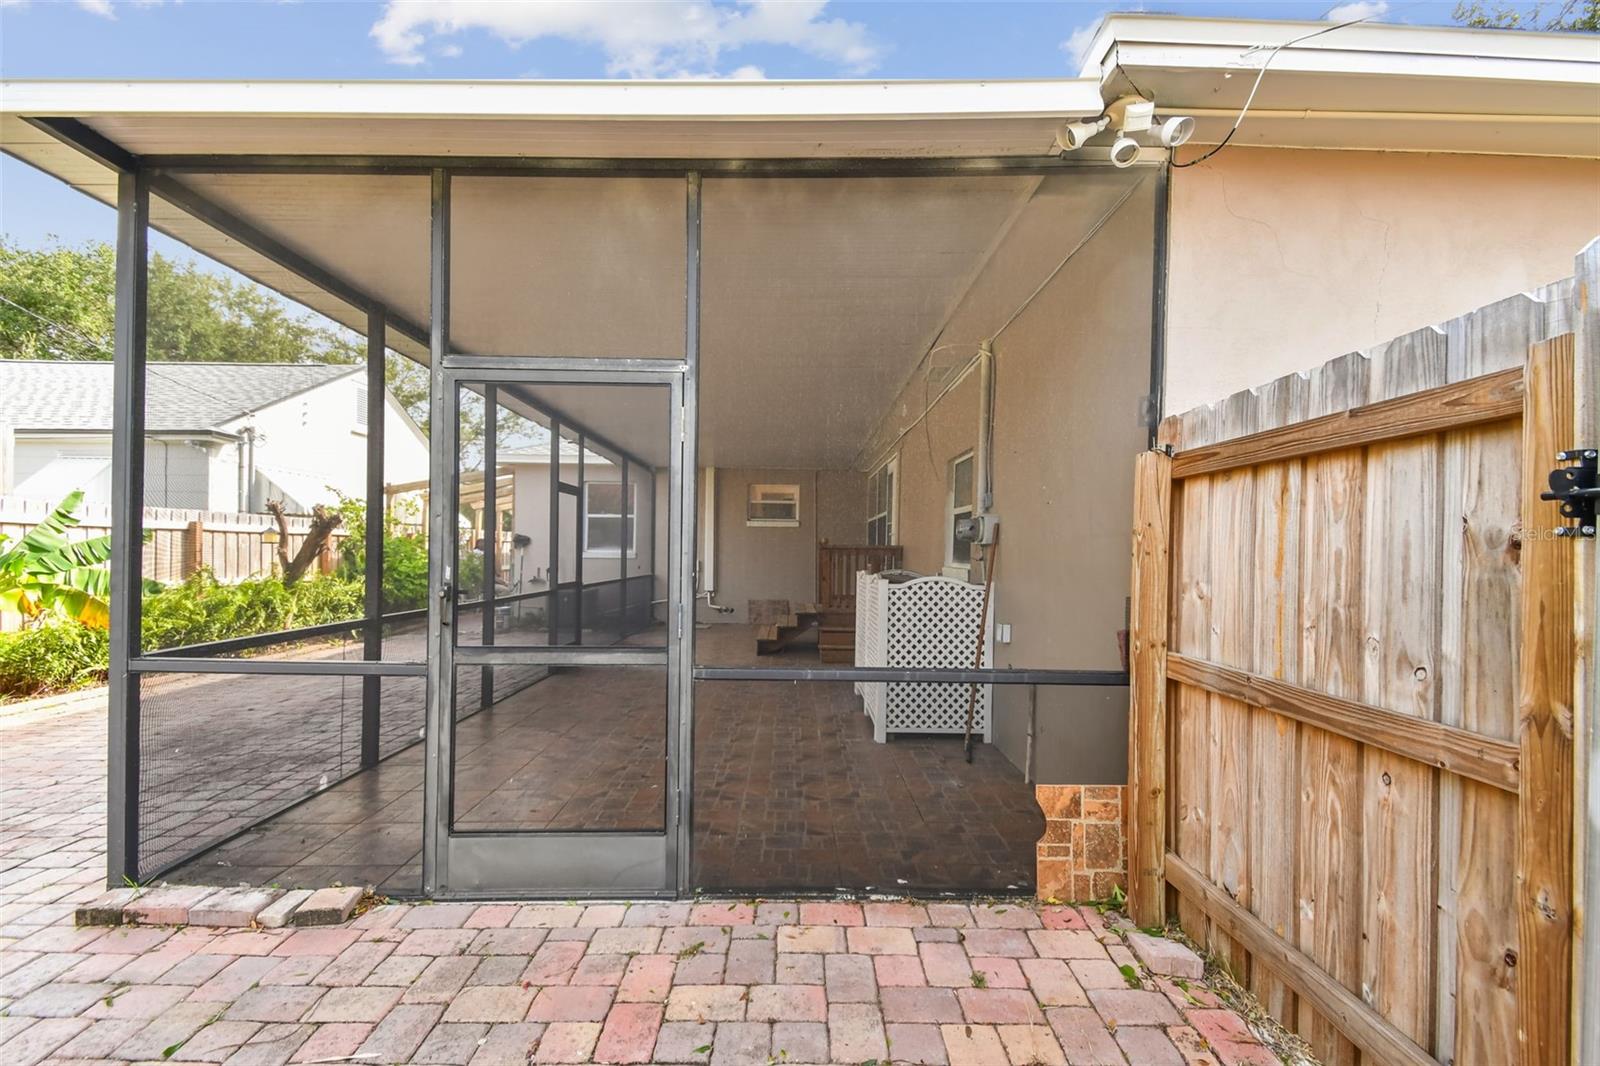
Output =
[
  {"x1": 0, "y1": 78, "x2": 1105, "y2": 159},
  {"x1": 1081, "y1": 15, "x2": 1600, "y2": 157}
]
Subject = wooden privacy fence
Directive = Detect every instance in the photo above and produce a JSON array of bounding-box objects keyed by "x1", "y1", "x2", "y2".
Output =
[
  {"x1": 1126, "y1": 254, "x2": 1594, "y2": 1066},
  {"x1": 0, "y1": 496, "x2": 347, "y2": 613}
]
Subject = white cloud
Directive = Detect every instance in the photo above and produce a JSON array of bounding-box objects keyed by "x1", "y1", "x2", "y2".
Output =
[
  {"x1": 76, "y1": 0, "x2": 115, "y2": 15},
  {"x1": 1324, "y1": 0, "x2": 1388, "y2": 21},
  {"x1": 668, "y1": 64, "x2": 767, "y2": 80},
  {"x1": 1060, "y1": 19, "x2": 1101, "y2": 75},
  {"x1": 370, "y1": 0, "x2": 879, "y2": 76}
]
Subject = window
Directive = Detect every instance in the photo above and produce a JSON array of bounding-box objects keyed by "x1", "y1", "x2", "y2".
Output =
[
  {"x1": 354, "y1": 384, "x2": 369, "y2": 429},
  {"x1": 867, "y1": 457, "x2": 897, "y2": 546},
  {"x1": 947, "y1": 452, "x2": 974, "y2": 568},
  {"x1": 583, "y1": 481, "x2": 637, "y2": 557},
  {"x1": 747, "y1": 483, "x2": 800, "y2": 527}
]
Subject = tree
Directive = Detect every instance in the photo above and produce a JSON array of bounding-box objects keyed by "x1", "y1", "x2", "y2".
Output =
[
  {"x1": 264, "y1": 500, "x2": 342, "y2": 586},
  {"x1": 0, "y1": 240, "x2": 115, "y2": 360},
  {"x1": 0, "y1": 237, "x2": 432, "y2": 426},
  {"x1": 1453, "y1": 0, "x2": 1599, "y2": 30}
]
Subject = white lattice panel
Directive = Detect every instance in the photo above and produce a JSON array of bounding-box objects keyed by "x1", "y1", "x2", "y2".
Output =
[
  {"x1": 854, "y1": 571, "x2": 887, "y2": 731},
  {"x1": 853, "y1": 574, "x2": 992, "y2": 741}
]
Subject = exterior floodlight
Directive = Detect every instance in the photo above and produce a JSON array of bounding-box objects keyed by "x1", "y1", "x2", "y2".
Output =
[
  {"x1": 1105, "y1": 94, "x2": 1155, "y2": 133},
  {"x1": 1109, "y1": 135, "x2": 1141, "y2": 168},
  {"x1": 1157, "y1": 115, "x2": 1195, "y2": 148},
  {"x1": 1054, "y1": 117, "x2": 1109, "y2": 153}
]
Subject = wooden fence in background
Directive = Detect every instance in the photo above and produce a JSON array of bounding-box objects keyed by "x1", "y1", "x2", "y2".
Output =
[
  {"x1": 0, "y1": 497, "x2": 346, "y2": 630},
  {"x1": 1127, "y1": 249, "x2": 1594, "y2": 1066}
]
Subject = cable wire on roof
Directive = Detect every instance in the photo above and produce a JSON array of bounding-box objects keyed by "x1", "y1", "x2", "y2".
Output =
[{"x1": 1172, "y1": 13, "x2": 1382, "y2": 169}]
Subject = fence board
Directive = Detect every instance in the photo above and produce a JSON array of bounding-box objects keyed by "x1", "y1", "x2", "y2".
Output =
[
  {"x1": 1168, "y1": 657, "x2": 1517, "y2": 792},
  {"x1": 1359, "y1": 327, "x2": 1445, "y2": 1052},
  {"x1": 1517, "y1": 333, "x2": 1576, "y2": 1065},
  {"x1": 1438, "y1": 294, "x2": 1535, "y2": 1065},
  {"x1": 1171, "y1": 404, "x2": 1215, "y2": 945},
  {"x1": 1295, "y1": 351, "x2": 1367, "y2": 1066},
  {"x1": 1246, "y1": 370, "x2": 1306, "y2": 1026},
  {"x1": 1207, "y1": 391, "x2": 1256, "y2": 978},
  {"x1": 1136, "y1": 271, "x2": 1584, "y2": 1066},
  {"x1": 1171, "y1": 366, "x2": 1522, "y2": 479},
  {"x1": 1127, "y1": 451, "x2": 1171, "y2": 929}
]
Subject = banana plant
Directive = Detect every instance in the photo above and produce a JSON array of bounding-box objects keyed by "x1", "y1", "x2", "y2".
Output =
[{"x1": 0, "y1": 490, "x2": 114, "y2": 629}]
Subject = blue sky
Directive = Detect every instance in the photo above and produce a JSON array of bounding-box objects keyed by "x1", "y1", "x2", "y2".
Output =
[{"x1": 0, "y1": 0, "x2": 1493, "y2": 254}]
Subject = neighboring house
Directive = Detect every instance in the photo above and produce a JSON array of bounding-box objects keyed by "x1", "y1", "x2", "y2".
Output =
[{"x1": 0, "y1": 360, "x2": 429, "y2": 512}]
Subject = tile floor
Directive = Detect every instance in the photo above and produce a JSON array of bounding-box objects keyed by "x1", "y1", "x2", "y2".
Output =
[{"x1": 161, "y1": 625, "x2": 1042, "y2": 895}]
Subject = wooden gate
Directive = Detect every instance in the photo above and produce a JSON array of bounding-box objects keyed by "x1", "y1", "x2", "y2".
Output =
[{"x1": 1126, "y1": 250, "x2": 1594, "y2": 1066}]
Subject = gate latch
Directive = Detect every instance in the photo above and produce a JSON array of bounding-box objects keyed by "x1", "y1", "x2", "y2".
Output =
[{"x1": 1541, "y1": 449, "x2": 1598, "y2": 538}]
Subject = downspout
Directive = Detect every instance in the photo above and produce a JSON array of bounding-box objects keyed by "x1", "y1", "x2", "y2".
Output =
[
  {"x1": 236, "y1": 436, "x2": 247, "y2": 511},
  {"x1": 973, "y1": 341, "x2": 995, "y2": 582},
  {"x1": 242, "y1": 426, "x2": 258, "y2": 512},
  {"x1": 698, "y1": 466, "x2": 732, "y2": 616}
]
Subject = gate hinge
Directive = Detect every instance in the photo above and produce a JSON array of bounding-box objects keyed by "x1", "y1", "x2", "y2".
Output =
[{"x1": 1541, "y1": 449, "x2": 1598, "y2": 538}]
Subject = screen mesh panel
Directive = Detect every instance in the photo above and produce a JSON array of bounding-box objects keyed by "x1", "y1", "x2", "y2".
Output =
[
  {"x1": 136, "y1": 668, "x2": 361, "y2": 880},
  {"x1": 450, "y1": 665, "x2": 667, "y2": 833},
  {"x1": 691, "y1": 677, "x2": 1041, "y2": 895}
]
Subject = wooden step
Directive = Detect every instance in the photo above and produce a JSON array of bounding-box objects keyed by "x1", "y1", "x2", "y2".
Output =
[{"x1": 818, "y1": 646, "x2": 855, "y2": 664}]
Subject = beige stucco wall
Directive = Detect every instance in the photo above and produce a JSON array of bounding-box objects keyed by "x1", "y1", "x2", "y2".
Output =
[
  {"x1": 871, "y1": 178, "x2": 1157, "y2": 784},
  {"x1": 893, "y1": 372, "x2": 979, "y2": 578},
  {"x1": 696, "y1": 467, "x2": 867, "y2": 626},
  {"x1": 1165, "y1": 146, "x2": 1600, "y2": 414}
]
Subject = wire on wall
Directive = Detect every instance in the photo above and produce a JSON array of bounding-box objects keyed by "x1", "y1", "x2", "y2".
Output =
[
  {"x1": 1172, "y1": 14, "x2": 1381, "y2": 169},
  {"x1": 864, "y1": 172, "x2": 1151, "y2": 475}
]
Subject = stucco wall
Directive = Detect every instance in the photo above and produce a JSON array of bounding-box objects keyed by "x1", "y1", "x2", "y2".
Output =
[
  {"x1": 892, "y1": 372, "x2": 979, "y2": 579},
  {"x1": 509, "y1": 459, "x2": 658, "y2": 589},
  {"x1": 868, "y1": 178, "x2": 1156, "y2": 784},
  {"x1": 697, "y1": 467, "x2": 867, "y2": 625},
  {"x1": 1165, "y1": 147, "x2": 1600, "y2": 413}
]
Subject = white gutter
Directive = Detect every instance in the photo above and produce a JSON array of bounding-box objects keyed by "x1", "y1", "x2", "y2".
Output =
[{"x1": 0, "y1": 77, "x2": 1106, "y2": 122}]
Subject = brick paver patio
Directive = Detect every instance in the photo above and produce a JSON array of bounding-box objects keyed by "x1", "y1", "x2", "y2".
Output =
[{"x1": 1, "y1": 697, "x2": 1280, "y2": 1065}]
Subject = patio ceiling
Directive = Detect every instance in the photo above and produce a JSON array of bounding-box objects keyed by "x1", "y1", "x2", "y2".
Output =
[{"x1": 0, "y1": 76, "x2": 1151, "y2": 472}]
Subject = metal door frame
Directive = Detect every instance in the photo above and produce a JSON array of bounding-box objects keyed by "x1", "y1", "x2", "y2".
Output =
[{"x1": 424, "y1": 366, "x2": 688, "y2": 898}]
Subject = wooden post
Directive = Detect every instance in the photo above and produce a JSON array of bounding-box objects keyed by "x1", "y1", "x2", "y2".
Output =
[
  {"x1": 184, "y1": 518, "x2": 204, "y2": 578},
  {"x1": 1128, "y1": 448, "x2": 1172, "y2": 928},
  {"x1": 1518, "y1": 334, "x2": 1576, "y2": 1065}
]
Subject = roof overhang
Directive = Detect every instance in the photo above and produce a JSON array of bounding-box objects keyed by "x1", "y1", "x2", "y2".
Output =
[
  {"x1": 1080, "y1": 15, "x2": 1600, "y2": 158},
  {"x1": 0, "y1": 78, "x2": 1106, "y2": 162}
]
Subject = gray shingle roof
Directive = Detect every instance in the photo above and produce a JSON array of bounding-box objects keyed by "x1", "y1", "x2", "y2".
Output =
[{"x1": 0, "y1": 360, "x2": 358, "y2": 433}]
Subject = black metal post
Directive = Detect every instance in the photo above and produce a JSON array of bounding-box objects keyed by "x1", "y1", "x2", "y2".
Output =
[
  {"x1": 548, "y1": 417, "x2": 561, "y2": 646},
  {"x1": 421, "y1": 167, "x2": 452, "y2": 894},
  {"x1": 108, "y1": 169, "x2": 149, "y2": 887},
  {"x1": 574, "y1": 434, "x2": 585, "y2": 641},
  {"x1": 619, "y1": 456, "x2": 629, "y2": 641},
  {"x1": 481, "y1": 385, "x2": 497, "y2": 709},
  {"x1": 361, "y1": 304, "x2": 385, "y2": 768}
]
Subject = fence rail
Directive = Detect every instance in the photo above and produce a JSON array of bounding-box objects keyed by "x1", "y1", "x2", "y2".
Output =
[{"x1": 1127, "y1": 259, "x2": 1590, "y2": 1066}]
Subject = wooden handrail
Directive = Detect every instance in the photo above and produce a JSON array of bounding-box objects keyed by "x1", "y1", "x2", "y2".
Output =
[{"x1": 818, "y1": 544, "x2": 904, "y2": 610}]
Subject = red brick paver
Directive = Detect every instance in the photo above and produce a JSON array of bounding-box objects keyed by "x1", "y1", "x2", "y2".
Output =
[{"x1": 0, "y1": 695, "x2": 1279, "y2": 1064}]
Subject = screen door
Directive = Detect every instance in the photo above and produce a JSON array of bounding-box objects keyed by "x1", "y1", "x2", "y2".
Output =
[{"x1": 424, "y1": 370, "x2": 685, "y2": 896}]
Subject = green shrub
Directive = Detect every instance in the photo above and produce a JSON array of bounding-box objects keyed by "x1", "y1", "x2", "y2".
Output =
[
  {"x1": 334, "y1": 495, "x2": 430, "y2": 612},
  {"x1": 0, "y1": 620, "x2": 110, "y2": 698},
  {"x1": 141, "y1": 570, "x2": 365, "y2": 651}
]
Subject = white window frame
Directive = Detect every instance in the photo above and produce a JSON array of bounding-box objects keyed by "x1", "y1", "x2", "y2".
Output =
[
  {"x1": 946, "y1": 450, "x2": 975, "y2": 573},
  {"x1": 582, "y1": 480, "x2": 637, "y2": 558},
  {"x1": 747, "y1": 483, "x2": 801, "y2": 528},
  {"x1": 867, "y1": 455, "x2": 898, "y2": 546}
]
